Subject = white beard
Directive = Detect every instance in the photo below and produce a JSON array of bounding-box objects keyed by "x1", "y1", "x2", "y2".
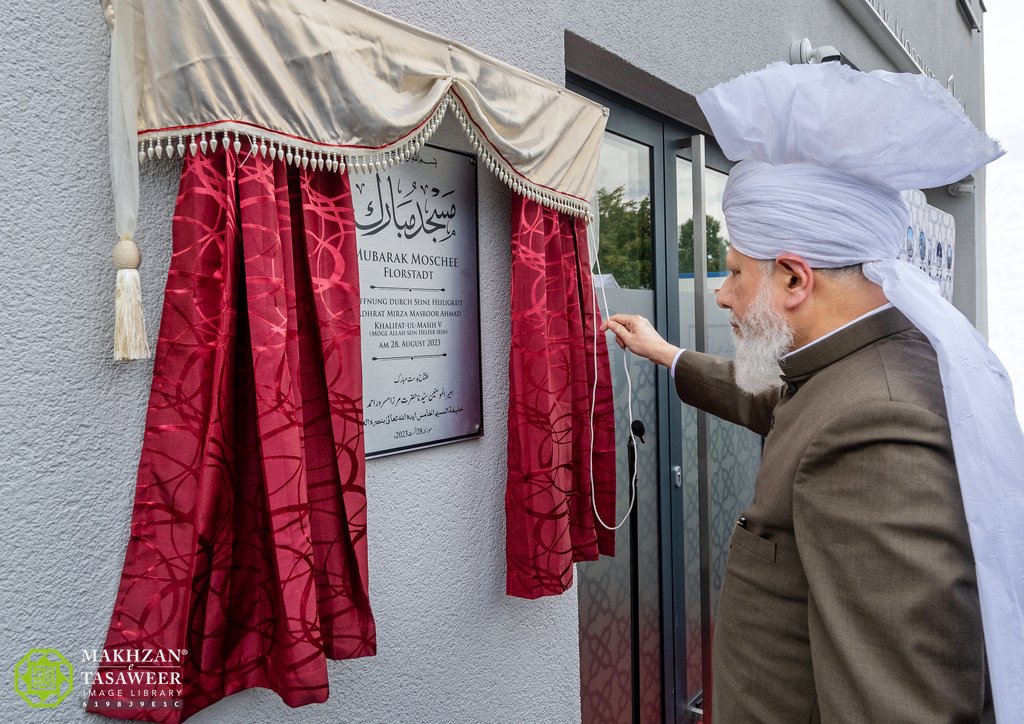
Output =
[{"x1": 732, "y1": 278, "x2": 794, "y2": 395}]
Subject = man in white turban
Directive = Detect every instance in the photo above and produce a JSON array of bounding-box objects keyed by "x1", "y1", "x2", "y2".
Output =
[{"x1": 602, "y1": 62, "x2": 1020, "y2": 723}]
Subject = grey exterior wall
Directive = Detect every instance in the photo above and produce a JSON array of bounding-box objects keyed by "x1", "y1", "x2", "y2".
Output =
[
  {"x1": 0, "y1": 1, "x2": 987, "y2": 723},
  {"x1": 375, "y1": 0, "x2": 987, "y2": 324}
]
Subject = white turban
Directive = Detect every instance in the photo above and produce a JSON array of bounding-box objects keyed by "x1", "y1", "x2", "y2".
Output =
[
  {"x1": 721, "y1": 161, "x2": 909, "y2": 267},
  {"x1": 698, "y1": 61, "x2": 1022, "y2": 720}
]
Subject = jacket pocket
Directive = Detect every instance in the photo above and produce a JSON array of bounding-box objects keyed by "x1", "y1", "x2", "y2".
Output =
[{"x1": 730, "y1": 523, "x2": 777, "y2": 563}]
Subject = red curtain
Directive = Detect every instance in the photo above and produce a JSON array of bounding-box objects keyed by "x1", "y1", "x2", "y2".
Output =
[
  {"x1": 506, "y1": 194, "x2": 617, "y2": 599},
  {"x1": 88, "y1": 144, "x2": 375, "y2": 722}
]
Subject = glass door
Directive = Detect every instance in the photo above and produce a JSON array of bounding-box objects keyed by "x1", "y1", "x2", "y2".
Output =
[
  {"x1": 570, "y1": 80, "x2": 762, "y2": 724},
  {"x1": 672, "y1": 136, "x2": 761, "y2": 721},
  {"x1": 576, "y1": 92, "x2": 670, "y2": 724}
]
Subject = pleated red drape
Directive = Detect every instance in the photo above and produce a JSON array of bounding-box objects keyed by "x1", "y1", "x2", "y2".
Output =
[
  {"x1": 506, "y1": 194, "x2": 617, "y2": 599},
  {"x1": 88, "y1": 143, "x2": 375, "y2": 722}
]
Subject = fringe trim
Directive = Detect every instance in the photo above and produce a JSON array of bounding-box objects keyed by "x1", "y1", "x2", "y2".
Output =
[
  {"x1": 446, "y1": 94, "x2": 592, "y2": 219},
  {"x1": 137, "y1": 90, "x2": 593, "y2": 220}
]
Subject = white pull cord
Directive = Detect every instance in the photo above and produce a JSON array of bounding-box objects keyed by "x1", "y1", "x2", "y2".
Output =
[{"x1": 588, "y1": 248, "x2": 639, "y2": 531}]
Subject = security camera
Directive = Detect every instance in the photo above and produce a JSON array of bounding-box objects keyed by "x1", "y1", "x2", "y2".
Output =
[
  {"x1": 947, "y1": 175, "x2": 976, "y2": 197},
  {"x1": 814, "y1": 45, "x2": 842, "y2": 63},
  {"x1": 790, "y1": 39, "x2": 843, "y2": 65}
]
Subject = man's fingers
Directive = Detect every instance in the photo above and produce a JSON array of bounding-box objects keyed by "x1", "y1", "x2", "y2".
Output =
[
  {"x1": 603, "y1": 315, "x2": 656, "y2": 354},
  {"x1": 604, "y1": 318, "x2": 629, "y2": 338},
  {"x1": 606, "y1": 313, "x2": 635, "y2": 329},
  {"x1": 603, "y1": 318, "x2": 634, "y2": 351},
  {"x1": 600, "y1": 314, "x2": 669, "y2": 362}
]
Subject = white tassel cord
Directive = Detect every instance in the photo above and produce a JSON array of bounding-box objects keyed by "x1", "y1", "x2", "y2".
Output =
[
  {"x1": 112, "y1": 237, "x2": 150, "y2": 361},
  {"x1": 135, "y1": 90, "x2": 593, "y2": 221}
]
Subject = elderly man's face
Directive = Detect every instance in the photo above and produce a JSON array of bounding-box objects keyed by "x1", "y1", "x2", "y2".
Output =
[
  {"x1": 716, "y1": 247, "x2": 770, "y2": 329},
  {"x1": 715, "y1": 247, "x2": 794, "y2": 394}
]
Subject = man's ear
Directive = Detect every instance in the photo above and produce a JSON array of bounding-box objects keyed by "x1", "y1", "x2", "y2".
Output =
[{"x1": 774, "y1": 253, "x2": 814, "y2": 311}]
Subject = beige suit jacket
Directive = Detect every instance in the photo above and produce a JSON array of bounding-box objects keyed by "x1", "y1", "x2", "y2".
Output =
[{"x1": 675, "y1": 307, "x2": 992, "y2": 723}]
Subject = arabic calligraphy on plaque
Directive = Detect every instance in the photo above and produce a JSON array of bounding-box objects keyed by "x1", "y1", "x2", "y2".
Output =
[{"x1": 355, "y1": 174, "x2": 458, "y2": 243}]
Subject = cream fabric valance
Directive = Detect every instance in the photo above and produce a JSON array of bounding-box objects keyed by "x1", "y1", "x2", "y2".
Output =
[
  {"x1": 104, "y1": 0, "x2": 608, "y2": 359},
  {"x1": 109, "y1": 0, "x2": 607, "y2": 216}
]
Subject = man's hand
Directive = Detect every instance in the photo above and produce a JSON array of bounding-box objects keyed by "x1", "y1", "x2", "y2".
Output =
[{"x1": 600, "y1": 314, "x2": 680, "y2": 368}]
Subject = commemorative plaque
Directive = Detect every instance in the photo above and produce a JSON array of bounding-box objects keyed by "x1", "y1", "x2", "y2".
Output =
[{"x1": 352, "y1": 145, "x2": 482, "y2": 457}]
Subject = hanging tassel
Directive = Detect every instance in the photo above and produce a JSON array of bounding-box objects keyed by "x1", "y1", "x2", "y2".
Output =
[{"x1": 112, "y1": 236, "x2": 150, "y2": 361}]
